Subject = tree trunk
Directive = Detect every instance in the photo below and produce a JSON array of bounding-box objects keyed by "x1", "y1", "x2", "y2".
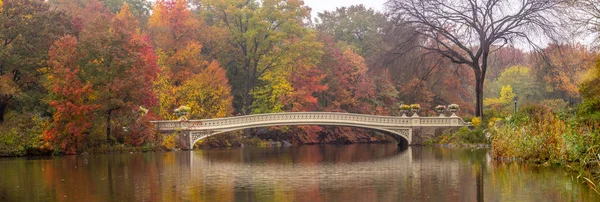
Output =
[
  {"x1": 0, "y1": 100, "x2": 6, "y2": 123},
  {"x1": 473, "y1": 69, "x2": 484, "y2": 119},
  {"x1": 475, "y1": 78, "x2": 484, "y2": 118},
  {"x1": 242, "y1": 73, "x2": 254, "y2": 115},
  {"x1": 106, "y1": 110, "x2": 112, "y2": 144}
]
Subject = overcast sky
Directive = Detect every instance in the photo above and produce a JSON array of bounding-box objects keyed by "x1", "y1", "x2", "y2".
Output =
[{"x1": 302, "y1": 0, "x2": 387, "y2": 19}]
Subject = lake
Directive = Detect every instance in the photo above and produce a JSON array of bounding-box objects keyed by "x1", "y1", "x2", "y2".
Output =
[{"x1": 0, "y1": 144, "x2": 597, "y2": 201}]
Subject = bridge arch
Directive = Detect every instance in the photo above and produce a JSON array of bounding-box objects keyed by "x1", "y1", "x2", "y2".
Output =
[
  {"x1": 152, "y1": 112, "x2": 467, "y2": 149},
  {"x1": 189, "y1": 123, "x2": 412, "y2": 148}
]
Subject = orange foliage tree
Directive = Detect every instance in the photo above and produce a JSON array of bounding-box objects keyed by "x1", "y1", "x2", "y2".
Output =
[
  {"x1": 532, "y1": 43, "x2": 596, "y2": 104},
  {"x1": 149, "y1": 0, "x2": 233, "y2": 120}
]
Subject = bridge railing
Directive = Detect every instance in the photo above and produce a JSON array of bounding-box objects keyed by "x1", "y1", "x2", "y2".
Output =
[{"x1": 152, "y1": 112, "x2": 466, "y2": 132}]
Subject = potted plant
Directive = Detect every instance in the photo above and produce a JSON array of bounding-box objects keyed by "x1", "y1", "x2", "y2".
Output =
[
  {"x1": 435, "y1": 105, "x2": 446, "y2": 117},
  {"x1": 448, "y1": 104, "x2": 459, "y2": 117},
  {"x1": 410, "y1": 104, "x2": 420, "y2": 117},
  {"x1": 399, "y1": 104, "x2": 411, "y2": 117},
  {"x1": 174, "y1": 105, "x2": 191, "y2": 120}
]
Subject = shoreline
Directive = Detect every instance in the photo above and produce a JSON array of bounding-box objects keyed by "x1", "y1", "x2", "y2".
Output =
[{"x1": 0, "y1": 141, "x2": 489, "y2": 158}]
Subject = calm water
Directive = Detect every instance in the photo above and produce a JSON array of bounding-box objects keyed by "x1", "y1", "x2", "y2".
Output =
[{"x1": 0, "y1": 144, "x2": 597, "y2": 201}]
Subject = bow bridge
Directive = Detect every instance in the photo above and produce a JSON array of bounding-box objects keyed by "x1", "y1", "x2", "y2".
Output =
[{"x1": 152, "y1": 112, "x2": 467, "y2": 149}]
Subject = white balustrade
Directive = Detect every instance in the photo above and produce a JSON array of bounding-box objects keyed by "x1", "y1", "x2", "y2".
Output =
[{"x1": 152, "y1": 112, "x2": 466, "y2": 131}]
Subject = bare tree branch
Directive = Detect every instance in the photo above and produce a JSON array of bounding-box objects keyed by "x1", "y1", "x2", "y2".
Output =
[{"x1": 385, "y1": 0, "x2": 564, "y2": 117}]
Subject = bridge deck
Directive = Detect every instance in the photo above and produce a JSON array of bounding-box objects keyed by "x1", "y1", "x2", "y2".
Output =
[
  {"x1": 152, "y1": 112, "x2": 466, "y2": 132},
  {"x1": 152, "y1": 112, "x2": 467, "y2": 149}
]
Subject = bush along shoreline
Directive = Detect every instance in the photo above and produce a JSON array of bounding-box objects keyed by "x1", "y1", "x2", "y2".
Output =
[
  {"x1": 0, "y1": 125, "x2": 397, "y2": 157},
  {"x1": 423, "y1": 117, "x2": 489, "y2": 148},
  {"x1": 488, "y1": 104, "x2": 600, "y2": 193},
  {"x1": 421, "y1": 104, "x2": 599, "y2": 193}
]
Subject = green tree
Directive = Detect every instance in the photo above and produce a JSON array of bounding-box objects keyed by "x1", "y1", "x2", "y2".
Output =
[
  {"x1": 484, "y1": 85, "x2": 516, "y2": 112},
  {"x1": 102, "y1": 0, "x2": 151, "y2": 22},
  {"x1": 486, "y1": 65, "x2": 539, "y2": 105},
  {"x1": 315, "y1": 4, "x2": 387, "y2": 57},
  {"x1": 0, "y1": 0, "x2": 72, "y2": 122},
  {"x1": 251, "y1": 70, "x2": 294, "y2": 114},
  {"x1": 201, "y1": 0, "x2": 313, "y2": 114}
]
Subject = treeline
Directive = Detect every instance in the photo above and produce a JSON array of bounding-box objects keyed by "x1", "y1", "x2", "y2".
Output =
[{"x1": 0, "y1": 0, "x2": 598, "y2": 155}]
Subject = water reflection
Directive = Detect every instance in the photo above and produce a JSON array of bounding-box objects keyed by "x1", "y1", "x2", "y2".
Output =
[
  {"x1": 199, "y1": 144, "x2": 407, "y2": 164},
  {"x1": 0, "y1": 145, "x2": 597, "y2": 202}
]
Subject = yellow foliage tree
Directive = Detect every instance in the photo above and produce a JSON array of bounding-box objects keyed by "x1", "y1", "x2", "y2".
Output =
[
  {"x1": 176, "y1": 61, "x2": 233, "y2": 119},
  {"x1": 250, "y1": 70, "x2": 294, "y2": 114},
  {"x1": 484, "y1": 85, "x2": 516, "y2": 112}
]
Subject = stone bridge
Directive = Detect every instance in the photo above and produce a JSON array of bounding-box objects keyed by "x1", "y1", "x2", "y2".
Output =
[{"x1": 152, "y1": 112, "x2": 467, "y2": 149}]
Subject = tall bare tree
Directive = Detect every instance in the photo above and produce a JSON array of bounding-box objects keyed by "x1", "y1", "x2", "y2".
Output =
[
  {"x1": 386, "y1": 0, "x2": 562, "y2": 117},
  {"x1": 571, "y1": 0, "x2": 600, "y2": 46}
]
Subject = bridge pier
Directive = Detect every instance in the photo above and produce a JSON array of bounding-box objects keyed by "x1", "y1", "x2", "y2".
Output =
[{"x1": 178, "y1": 130, "x2": 193, "y2": 150}]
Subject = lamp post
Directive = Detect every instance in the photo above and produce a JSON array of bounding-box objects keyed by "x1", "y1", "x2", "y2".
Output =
[{"x1": 514, "y1": 96, "x2": 518, "y2": 113}]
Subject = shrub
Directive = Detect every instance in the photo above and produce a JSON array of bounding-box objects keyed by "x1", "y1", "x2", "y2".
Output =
[
  {"x1": 490, "y1": 105, "x2": 579, "y2": 163},
  {"x1": 471, "y1": 117, "x2": 482, "y2": 128},
  {"x1": 0, "y1": 113, "x2": 47, "y2": 157},
  {"x1": 161, "y1": 133, "x2": 178, "y2": 150},
  {"x1": 453, "y1": 126, "x2": 486, "y2": 144}
]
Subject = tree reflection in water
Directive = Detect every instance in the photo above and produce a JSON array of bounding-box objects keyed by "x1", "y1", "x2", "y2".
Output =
[{"x1": 0, "y1": 145, "x2": 597, "y2": 201}]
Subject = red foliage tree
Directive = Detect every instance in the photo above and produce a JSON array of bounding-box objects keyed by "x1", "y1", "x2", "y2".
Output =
[{"x1": 44, "y1": 36, "x2": 100, "y2": 154}]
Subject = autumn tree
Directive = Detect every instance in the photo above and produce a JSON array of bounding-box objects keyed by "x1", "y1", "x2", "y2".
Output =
[
  {"x1": 0, "y1": 0, "x2": 72, "y2": 122},
  {"x1": 531, "y1": 43, "x2": 595, "y2": 104},
  {"x1": 488, "y1": 65, "x2": 538, "y2": 103},
  {"x1": 44, "y1": 4, "x2": 160, "y2": 148},
  {"x1": 387, "y1": 0, "x2": 562, "y2": 118},
  {"x1": 149, "y1": 0, "x2": 205, "y2": 119},
  {"x1": 102, "y1": 0, "x2": 151, "y2": 22},
  {"x1": 44, "y1": 36, "x2": 99, "y2": 154},
  {"x1": 485, "y1": 46, "x2": 528, "y2": 79},
  {"x1": 250, "y1": 31, "x2": 324, "y2": 114},
  {"x1": 579, "y1": 58, "x2": 600, "y2": 120},
  {"x1": 200, "y1": 0, "x2": 314, "y2": 114},
  {"x1": 149, "y1": 0, "x2": 233, "y2": 119},
  {"x1": 318, "y1": 35, "x2": 376, "y2": 114},
  {"x1": 176, "y1": 61, "x2": 233, "y2": 119},
  {"x1": 484, "y1": 85, "x2": 516, "y2": 112},
  {"x1": 84, "y1": 4, "x2": 158, "y2": 143}
]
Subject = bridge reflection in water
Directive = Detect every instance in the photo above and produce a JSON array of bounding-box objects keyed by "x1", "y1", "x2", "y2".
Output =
[
  {"x1": 1, "y1": 145, "x2": 597, "y2": 201},
  {"x1": 181, "y1": 145, "x2": 484, "y2": 201}
]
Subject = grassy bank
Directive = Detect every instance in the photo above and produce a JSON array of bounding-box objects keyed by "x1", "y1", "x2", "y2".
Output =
[
  {"x1": 423, "y1": 117, "x2": 488, "y2": 147},
  {"x1": 489, "y1": 105, "x2": 600, "y2": 192}
]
